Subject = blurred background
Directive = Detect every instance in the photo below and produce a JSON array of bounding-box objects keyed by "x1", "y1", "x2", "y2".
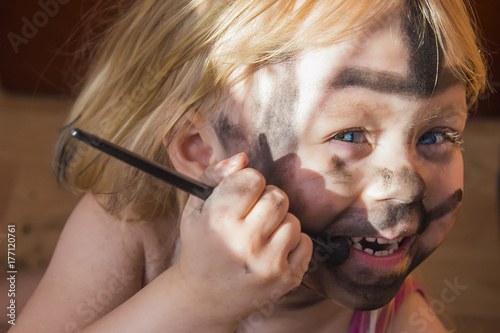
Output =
[{"x1": 0, "y1": 0, "x2": 499, "y2": 332}]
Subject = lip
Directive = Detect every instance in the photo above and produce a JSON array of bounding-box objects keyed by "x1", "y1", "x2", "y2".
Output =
[{"x1": 347, "y1": 235, "x2": 416, "y2": 270}]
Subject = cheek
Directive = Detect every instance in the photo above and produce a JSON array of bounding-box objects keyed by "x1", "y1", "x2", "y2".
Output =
[
  {"x1": 426, "y1": 153, "x2": 464, "y2": 210},
  {"x1": 416, "y1": 154, "x2": 464, "y2": 253},
  {"x1": 275, "y1": 154, "x2": 359, "y2": 231}
]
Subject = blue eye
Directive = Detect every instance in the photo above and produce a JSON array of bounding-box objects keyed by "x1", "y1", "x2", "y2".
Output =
[
  {"x1": 417, "y1": 129, "x2": 463, "y2": 146},
  {"x1": 333, "y1": 130, "x2": 367, "y2": 143},
  {"x1": 417, "y1": 132, "x2": 439, "y2": 145}
]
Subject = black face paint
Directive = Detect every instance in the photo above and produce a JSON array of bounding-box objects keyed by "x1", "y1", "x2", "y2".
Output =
[
  {"x1": 305, "y1": 188, "x2": 463, "y2": 310},
  {"x1": 250, "y1": 134, "x2": 351, "y2": 266},
  {"x1": 384, "y1": 200, "x2": 426, "y2": 231},
  {"x1": 426, "y1": 189, "x2": 463, "y2": 222},
  {"x1": 405, "y1": 0, "x2": 441, "y2": 96},
  {"x1": 380, "y1": 168, "x2": 394, "y2": 188},
  {"x1": 333, "y1": 68, "x2": 428, "y2": 96},
  {"x1": 327, "y1": 155, "x2": 352, "y2": 182},
  {"x1": 250, "y1": 61, "x2": 300, "y2": 159},
  {"x1": 214, "y1": 116, "x2": 249, "y2": 154},
  {"x1": 374, "y1": 166, "x2": 427, "y2": 206},
  {"x1": 415, "y1": 188, "x2": 463, "y2": 234},
  {"x1": 332, "y1": 1, "x2": 461, "y2": 98},
  {"x1": 407, "y1": 188, "x2": 464, "y2": 275}
]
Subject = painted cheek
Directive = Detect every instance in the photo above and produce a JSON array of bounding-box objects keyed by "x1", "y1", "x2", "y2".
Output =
[
  {"x1": 285, "y1": 156, "x2": 358, "y2": 230},
  {"x1": 411, "y1": 187, "x2": 463, "y2": 269},
  {"x1": 323, "y1": 154, "x2": 366, "y2": 200},
  {"x1": 326, "y1": 155, "x2": 354, "y2": 183},
  {"x1": 427, "y1": 153, "x2": 464, "y2": 199},
  {"x1": 426, "y1": 189, "x2": 463, "y2": 222},
  {"x1": 413, "y1": 155, "x2": 463, "y2": 257}
]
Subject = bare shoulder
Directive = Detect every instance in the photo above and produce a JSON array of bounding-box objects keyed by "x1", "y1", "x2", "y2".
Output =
[
  {"x1": 390, "y1": 290, "x2": 448, "y2": 333},
  {"x1": 13, "y1": 193, "x2": 176, "y2": 332}
]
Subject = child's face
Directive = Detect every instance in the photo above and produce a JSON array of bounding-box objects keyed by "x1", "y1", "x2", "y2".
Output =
[{"x1": 216, "y1": 16, "x2": 467, "y2": 309}]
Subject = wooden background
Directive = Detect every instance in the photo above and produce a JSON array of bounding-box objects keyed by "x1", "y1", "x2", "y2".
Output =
[
  {"x1": 0, "y1": 1, "x2": 499, "y2": 332},
  {"x1": 0, "y1": 0, "x2": 499, "y2": 116}
]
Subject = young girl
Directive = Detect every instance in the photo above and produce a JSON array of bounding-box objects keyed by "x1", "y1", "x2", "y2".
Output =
[{"x1": 13, "y1": 0, "x2": 487, "y2": 332}]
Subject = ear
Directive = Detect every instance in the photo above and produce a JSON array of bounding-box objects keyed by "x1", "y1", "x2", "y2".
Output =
[{"x1": 166, "y1": 117, "x2": 224, "y2": 179}]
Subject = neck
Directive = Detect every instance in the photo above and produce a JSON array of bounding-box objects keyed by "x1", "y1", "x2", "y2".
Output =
[{"x1": 237, "y1": 285, "x2": 354, "y2": 333}]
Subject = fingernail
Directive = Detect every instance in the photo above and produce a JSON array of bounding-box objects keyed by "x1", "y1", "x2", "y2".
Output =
[{"x1": 228, "y1": 153, "x2": 242, "y2": 167}]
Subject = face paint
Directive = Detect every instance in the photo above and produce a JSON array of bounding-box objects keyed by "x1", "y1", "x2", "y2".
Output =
[
  {"x1": 332, "y1": 68, "x2": 432, "y2": 96},
  {"x1": 247, "y1": 133, "x2": 289, "y2": 185},
  {"x1": 331, "y1": 2, "x2": 461, "y2": 98},
  {"x1": 408, "y1": 188, "x2": 464, "y2": 272},
  {"x1": 299, "y1": 187, "x2": 464, "y2": 310},
  {"x1": 250, "y1": 61, "x2": 300, "y2": 158},
  {"x1": 331, "y1": 65, "x2": 459, "y2": 97},
  {"x1": 212, "y1": 3, "x2": 467, "y2": 311},
  {"x1": 326, "y1": 155, "x2": 352, "y2": 183},
  {"x1": 214, "y1": 116, "x2": 249, "y2": 154},
  {"x1": 380, "y1": 168, "x2": 394, "y2": 188},
  {"x1": 425, "y1": 188, "x2": 463, "y2": 222},
  {"x1": 405, "y1": 0, "x2": 441, "y2": 96}
]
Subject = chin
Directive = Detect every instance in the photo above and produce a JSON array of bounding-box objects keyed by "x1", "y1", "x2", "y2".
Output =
[
  {"x1": 310, "y1": 232, "x2": 442, "y2": 310},
  {"x1": 325, "y1": 276, "x2": 407, "y2": 311},
  {"x1": 304, "y1": 258, "x2": 414, "y2": 311}
]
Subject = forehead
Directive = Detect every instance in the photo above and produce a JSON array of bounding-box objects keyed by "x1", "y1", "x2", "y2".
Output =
[
  {"x1": 219, "y1": 9, "x2": 462, "y2": 161},
  {"x1": 247, "y1": 14, "x2": 444, "y2": 122},
  {"x1": 292, "y1": 11, "x2": 444, "y2": 98}
]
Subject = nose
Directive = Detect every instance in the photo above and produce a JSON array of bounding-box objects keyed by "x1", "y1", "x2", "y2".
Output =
[{"x1": 364, "y1": 148, "x2": 427, "y2": 204}]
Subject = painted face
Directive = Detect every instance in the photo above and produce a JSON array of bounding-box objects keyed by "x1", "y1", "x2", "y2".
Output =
[{"x1": 216, "y1": 12, "x2": 467, "y2": 310}]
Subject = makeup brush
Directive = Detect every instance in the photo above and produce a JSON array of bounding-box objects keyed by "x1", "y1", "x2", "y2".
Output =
[{"x1": 71, "y1": 128, "x2": 350, "y2": 265}]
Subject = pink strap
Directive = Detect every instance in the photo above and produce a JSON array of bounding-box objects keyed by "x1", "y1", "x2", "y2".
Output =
[{"x1": 349, "y1": 279, "x2": 424, "y2": 333}]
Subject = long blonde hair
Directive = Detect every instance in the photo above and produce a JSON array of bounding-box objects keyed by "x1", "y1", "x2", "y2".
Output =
[{"x1": 55, "y1": 0, "x2": 488, "y2": 220}]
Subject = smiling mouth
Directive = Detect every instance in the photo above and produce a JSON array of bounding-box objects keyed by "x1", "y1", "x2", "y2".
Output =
[{"x1": 349, "y1": 237, "x2": 405, "y2": 257}]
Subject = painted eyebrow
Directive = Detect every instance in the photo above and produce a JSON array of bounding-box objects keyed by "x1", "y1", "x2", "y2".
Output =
[{"x1": 331, "y1": 67, "x2": 461, "y2": 96}]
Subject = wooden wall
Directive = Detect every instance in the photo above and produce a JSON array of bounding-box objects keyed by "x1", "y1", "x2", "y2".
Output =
[{"x1": 0, "y1": 0, "x2": 498, "y2": 116}]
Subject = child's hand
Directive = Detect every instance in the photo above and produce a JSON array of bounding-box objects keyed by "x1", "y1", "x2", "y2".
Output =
[{"x1": 172, "y1": 152, "x2": 313, "y2": 326}]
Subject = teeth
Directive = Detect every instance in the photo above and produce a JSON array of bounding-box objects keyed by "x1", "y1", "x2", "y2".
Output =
[
  {"x1": 350, "y1": 237, "x2": 404, "y2": 245},
  {"x1": 349, "y1": 236, "x2": 405, "y2": 256},
  {"x1": 350, "y1": 237, "x2": 363, "y2": 243},
  {"x1": 387, "y1": 243, "x2": 399, "y2": 251},
  {"x1": 364, "y1": 248, "x2": 374, "y2": 255}
]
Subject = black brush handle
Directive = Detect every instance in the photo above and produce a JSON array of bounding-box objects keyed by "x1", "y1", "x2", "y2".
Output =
[
  {"x1": 71, "y1": 128, "x2": 349, "y2": 265},
  {"x1": 71, "y1": 128, "x2": 213, "y2": 200}
]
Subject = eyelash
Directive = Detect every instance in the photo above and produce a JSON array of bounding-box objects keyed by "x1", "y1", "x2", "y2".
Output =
[
  {"x1": 328, "y1": 127, "x2": 464, "y2": 147},
  {"x1": 417, "y1": 128, "x2": 464, "y2": 148},
  {"x1": 329, "y1": 127, "x2": 367, "y2": 144}
]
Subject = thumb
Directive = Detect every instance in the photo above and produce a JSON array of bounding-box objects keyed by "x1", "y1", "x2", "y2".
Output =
[
  {"x1": 200, "y1": 152, "x2": 249, "y2": 187},
  {"x1": 183, "y1": 152, "x2": 249, "y2": 213}
]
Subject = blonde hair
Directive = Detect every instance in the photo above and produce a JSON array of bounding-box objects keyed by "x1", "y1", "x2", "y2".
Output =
[
  {"x1": 54, "y1": 1, "x2": 487, "y2": 330},
  {"x1": 55, "y1": 0, "x2": 487, "y2": 220}
]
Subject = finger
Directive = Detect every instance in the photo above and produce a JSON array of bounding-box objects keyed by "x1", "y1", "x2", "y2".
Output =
[
  {"x1": 184, "y1": 153, "x2": 249, "y2": 216},
  {"x1": 286, "y1": 233, "x2": 313, "y2": 284},
  {"x1": 288, "y1": 233, "x2": 313, "y2": 267},
  {"x1": 268, "y1": 214, "x2": 313, "y2": 277},
  {"x1": 244, "y1": 185, "x2": 289, "y2": 240},
  {"x1": 207, "y1": 168, "x2": 267, "y2": 220},
  {"x1": 269, "y1": 213, "x2": 302, "y2": 254},
  {"x1": 200, "y1": 152, "x2": 248, "y2": 187}
]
